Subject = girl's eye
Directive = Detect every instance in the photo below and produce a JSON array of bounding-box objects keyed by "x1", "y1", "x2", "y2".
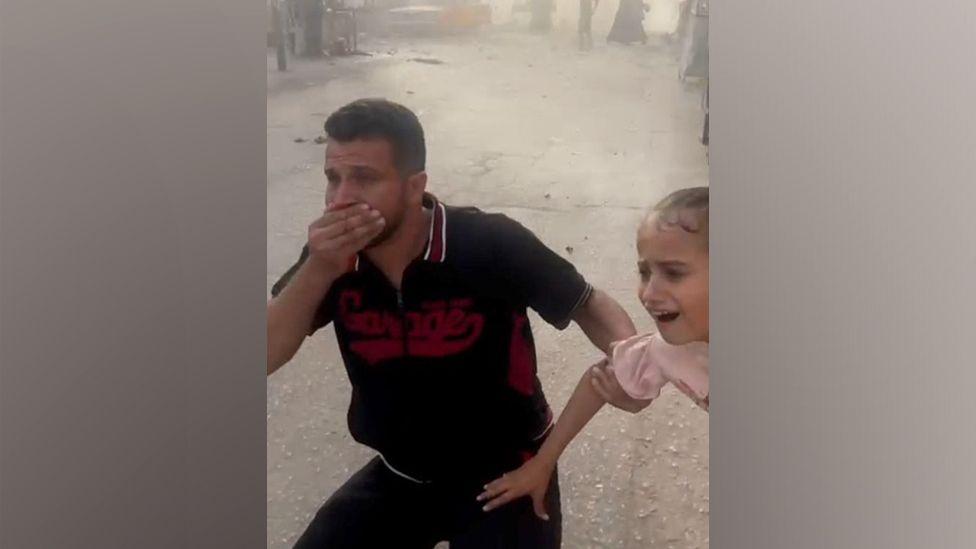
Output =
[{"x1": 664, "y1": 269, "x2": 686, "y2": 281}]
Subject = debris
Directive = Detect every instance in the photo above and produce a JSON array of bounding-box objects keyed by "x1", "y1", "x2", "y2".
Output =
[
  {"x1": 406, "y1": 90, "x2": 415, "y2": 95},
  {"x1": 544, "y1": 193, "x2": 551, "y2": 199},
  {"x1": 313, "y1": 136, "x2": 327, "y2": 144},
  {"x1": 294, "y1": 138, "x2": 306, "y2": 143},
  {"x1": 410, "y1": 58, "x2": 444, "y2": 65},
  {"x1": 565, "y1": 246, "x2": 574, "y2": 254}
]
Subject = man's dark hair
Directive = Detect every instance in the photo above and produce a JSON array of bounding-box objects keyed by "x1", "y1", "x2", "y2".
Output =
[{"x1": 324, "y1": 98, "x2": 426, "y2": 176}]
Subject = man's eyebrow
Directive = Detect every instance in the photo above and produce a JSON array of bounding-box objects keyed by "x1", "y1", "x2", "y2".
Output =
[{"x1": 349, "y1": 165, "x2": 382, "y2": 174}]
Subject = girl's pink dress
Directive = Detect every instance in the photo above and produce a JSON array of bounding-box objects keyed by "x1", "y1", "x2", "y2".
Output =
[{"x1": 609, "y1": 333, "x2": 709, "y2": 411}]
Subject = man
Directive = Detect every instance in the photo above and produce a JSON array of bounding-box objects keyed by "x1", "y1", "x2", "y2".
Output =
[
  {"x1": 268, "y1": 98, "x2": 636, "y2": 548},
  {"x1": 300, "y1": 0, "x2": 324, "y2": 57},
  {"x1": 579, "y1": 0, "x2": 598, "y2": 51}
]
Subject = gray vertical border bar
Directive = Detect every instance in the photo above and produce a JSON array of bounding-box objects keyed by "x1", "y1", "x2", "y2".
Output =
[
  {"x1": 712, "y1": 1, "x2": 976, "y2": 548},
  {"x1": 0, "y1": 1, "x2": 267, "y2": 547}
]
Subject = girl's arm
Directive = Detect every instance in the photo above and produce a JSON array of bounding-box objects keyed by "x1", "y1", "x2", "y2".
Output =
[
  {"x1": 591, "y1": 361, "x2": 655, "y2": 413},
  {"x1": 477, "y1": 360, "x2": 608, "y2": 519}
]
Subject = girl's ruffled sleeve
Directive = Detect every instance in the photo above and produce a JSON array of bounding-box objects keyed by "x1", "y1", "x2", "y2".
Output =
[{"x1": 609, "y1": 333, "x2": 669, "y2": 401}]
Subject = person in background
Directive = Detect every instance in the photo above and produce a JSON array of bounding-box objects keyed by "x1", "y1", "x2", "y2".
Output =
[
  {"x1": 607, "y1": 0, "x2": 649, "y2": 45},
  {"x1": 579, "y1": 0, "x2": 599, "y2": 50}
]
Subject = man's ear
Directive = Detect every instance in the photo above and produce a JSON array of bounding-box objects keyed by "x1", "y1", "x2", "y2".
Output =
[{"x1": 406, "y1": 171, "x2": 428, "y2": 202}]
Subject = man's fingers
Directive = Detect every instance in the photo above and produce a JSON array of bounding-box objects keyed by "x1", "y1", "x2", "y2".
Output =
[
  {"x1": 330, "y1": 223, "x2": 382, "y2": 251},
  {"x1": 309, "y1": 217, "x2": 384, "y2": 254},
  {"x1": 326, "y1": 201, "x2": 368, "y2": 215},
  {"x1": 318, "y1": 211, "x2": 383, "y2": 241},
  {"x1": 590, "y1": 364, "x2": 614, "y2": 385},
  {"x1": 311, "y1": 203, "x2": 371, "y2": 228},
  {"x1": 309, "y1": 233, "x2": 357, "y2": 258},
  {"x1": 353, "y1": 217, "x2": 385, "y2": 237},
  {"x1": 311, "y1": 208, "x2": 377, "y2": 233},
  {"x1": 309, "y1": 218, "x2": 351, "y2": 241},
  {"x1": 591, "y1": 377, "x2": 614, "y2": 402},
  {"x1": 590, "y1": 365, "x2": 618, "y2": 396},
  {"x1": 343, "y1": 219, "x2": 385, "y2": 250}
]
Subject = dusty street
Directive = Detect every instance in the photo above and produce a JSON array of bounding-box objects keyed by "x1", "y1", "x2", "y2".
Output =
[{"x1": 267, "y1": 21, "x2": 708, "y2": 549}]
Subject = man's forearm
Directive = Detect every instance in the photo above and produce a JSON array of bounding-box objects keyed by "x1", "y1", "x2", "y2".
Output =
[
  {"x1": 267, "y1": 262, "x2": 338, "y2": 375},
  {"x1": 530, "y1": 288, "x2": 636, "y2": 465},
  {"x1": 573, "y1": 288, "x2": 637, "y2": 353},
  {"x1": 536, "y1": 367, "x2": 605, "y2": 467}
]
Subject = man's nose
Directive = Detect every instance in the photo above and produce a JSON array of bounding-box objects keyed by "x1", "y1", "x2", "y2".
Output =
[{"x1": 329, "y1": 179, "x2": 360, "y2": 208}]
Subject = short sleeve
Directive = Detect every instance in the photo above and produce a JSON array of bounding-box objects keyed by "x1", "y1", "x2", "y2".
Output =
[
  {"x1": 612, "y1": 334, "x2": 710, "y2": 408},
  {"x1": 486, "y1": 214, "x2": 592, "y2": 329},
  {"x1": 610, "y1": 333, "x2": 669, "y2": 401},
  {"x1": 270, "y1": 245, "x2": 309, "y2": 298},
  {"x1": 270, "y1": 245, "x2": 334, "y2": 334}
]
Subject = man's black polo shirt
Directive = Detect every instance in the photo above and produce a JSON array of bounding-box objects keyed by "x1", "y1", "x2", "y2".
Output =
[{"x1": 272, "y1": 194, "x2": 592, "y2": 483}]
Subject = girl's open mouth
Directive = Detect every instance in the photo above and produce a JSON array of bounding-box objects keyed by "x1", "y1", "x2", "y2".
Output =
[{"x1": 652, "y1": 311, "x2": 680, "y2": 323}]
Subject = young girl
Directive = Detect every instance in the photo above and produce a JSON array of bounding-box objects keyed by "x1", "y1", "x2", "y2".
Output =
[{"x1": 477, "y1": 186, "x2": 709, "y2": 520}]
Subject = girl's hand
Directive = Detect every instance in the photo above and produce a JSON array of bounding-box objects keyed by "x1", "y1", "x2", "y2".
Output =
[
  {"x1": 476, "y1": 456, "x2": 555, "y2": 520},
  {"x1": 590, "y1": 361, "x2": 653, "y2": 413}
]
